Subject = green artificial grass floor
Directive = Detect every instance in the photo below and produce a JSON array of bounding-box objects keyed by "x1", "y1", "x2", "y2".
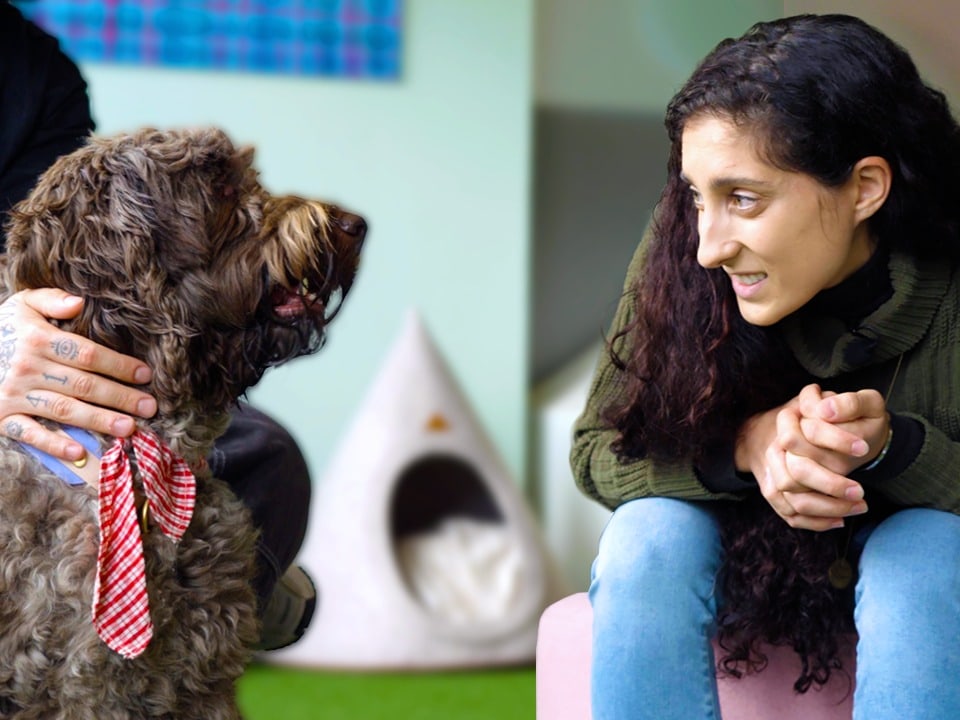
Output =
[{"x1": 238, "y1": 662, "x2": 536, "y2": 720}]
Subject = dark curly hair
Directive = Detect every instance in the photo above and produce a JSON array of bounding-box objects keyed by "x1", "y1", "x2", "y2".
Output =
[{"x1": 606, "y1": 14, "x2": 960, "y2": 691}]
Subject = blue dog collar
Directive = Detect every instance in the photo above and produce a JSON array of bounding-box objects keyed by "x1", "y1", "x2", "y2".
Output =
[{"x1": 18, "y1": 425, "x2": 103, "y2": 487}]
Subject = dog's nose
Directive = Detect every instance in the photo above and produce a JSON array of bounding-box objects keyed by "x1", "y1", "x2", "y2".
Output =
[{"x1": 334, "y1": 211, "x2": 367, "y2": 240}]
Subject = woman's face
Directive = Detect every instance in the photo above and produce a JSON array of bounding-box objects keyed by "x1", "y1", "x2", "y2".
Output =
[{"x1": 681, "y1": 115, "x2": 875, "y2": 326}]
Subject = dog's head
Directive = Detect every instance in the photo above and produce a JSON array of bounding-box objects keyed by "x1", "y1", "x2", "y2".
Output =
[{"x1": 4, "y1": 127, "x2": 365, "y2": 448}]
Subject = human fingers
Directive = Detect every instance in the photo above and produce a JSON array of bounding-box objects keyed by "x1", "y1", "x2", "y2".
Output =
[
  {"x1": 790, "y1": 385, "x2": 876, "y2": 470},
  {"x1": 0, "y1": 372, "x2": 147, "y2": 459},
  {"x1": 798, "y1": 401, "x2": 889, "y2": 475},
  {"x1": 762, "y1": 446, "x2": 866, "y2": 530},
  {"x1": 16, "y1": 288, "x2": 85, "y2": 320},
  {"x1": 796, "y1": 385, "x2": 868, "y2": 454},
  {"x1": 797, "y1": 415, "x2": 870, "y2": 459},
  {"x1": 775, "y1": 402, "x2": 860, "y2": 474},
  {"x1": 5, "y1": 323, "x2": 156, "y2": 416},
  {"x1": 757, "y1": 465, "x2": 852, "y2": 531},
  {"x1": 757, "y1": 466, "x2": 803, "y2": 522},
  {"x1": 813, "y1": 388, "x2": 886, "y2": 424},
  {"x1": 0, "y1": 414, "x2": 94, "y2": 462},
  {"x1": 4, "y1": 289, "x2": 153, "y2": 387},
  {"x1": 780, "y1": 490, "x2": 866, "y2": 531},
  {"x1": 39, "y1": 328, "x2": 153, "y2": 388},
  {"x1": 0, "y1": 365, "x2": 148, "y2": 458},
  {"x1": 783, "y1": 451, "x2": 866, "y2": 501},
  {"x1": 796, "y1": 383, "x2": 825, "y2": 416},
  {"x1": 2, "y1": 382, "x2": 147, "y2": 432},
  {"x1": 765, "y1": 442, "x2": 858, "y2": 500},
  {"x1": 781, "y1": 487, "x2": 867, "y2": 520},
  {"x1": 0, "y1": 351, "x2": 155, "y2": 441},
  {"x1": 773, "y1": 398, "x2": 809, "y2": 456}
]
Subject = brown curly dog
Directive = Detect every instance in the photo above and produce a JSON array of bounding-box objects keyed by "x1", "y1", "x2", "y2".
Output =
[{"x1": 0, "y1": 127, "x2": 365, "y2": 719}]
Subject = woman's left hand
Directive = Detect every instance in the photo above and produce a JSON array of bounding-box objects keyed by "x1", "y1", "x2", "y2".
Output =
[
  {"x1": 739, "y1": 393, "x2": 867, "y2": 530},
  {"x1": 766, "y1": 382, "x2": 892, "y2": 527},
  {"x1": 785, "y1": 384, "x2": 890, "y2": 475}
]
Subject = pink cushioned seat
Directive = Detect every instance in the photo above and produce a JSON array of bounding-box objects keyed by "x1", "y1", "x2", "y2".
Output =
[{"x1": 536, "y1": 593, "x2": 855, "y2": 720}]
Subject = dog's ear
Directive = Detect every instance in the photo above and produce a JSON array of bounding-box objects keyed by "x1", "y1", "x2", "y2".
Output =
[{"x1": 7, "y1": 127, "x2": 257, "y2": 283}]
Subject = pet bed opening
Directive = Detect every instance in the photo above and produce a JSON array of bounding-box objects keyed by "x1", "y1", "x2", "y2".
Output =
[{"x1": 390, "y1": 454, "x2": 526, "y2": 626}]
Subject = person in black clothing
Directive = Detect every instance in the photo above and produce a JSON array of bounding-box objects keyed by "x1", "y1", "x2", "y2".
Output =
[{"x1": 0, "y1": 2, "x2": 315, "y2": 651}]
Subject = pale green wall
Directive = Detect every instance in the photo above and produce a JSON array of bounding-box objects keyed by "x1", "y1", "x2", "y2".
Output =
[
  {"x1": 535, "y1": 0, "x2": 782, "y2": 113},
  {"x1": 80, "y1": 0, "x2": 535, "y2": 483}
]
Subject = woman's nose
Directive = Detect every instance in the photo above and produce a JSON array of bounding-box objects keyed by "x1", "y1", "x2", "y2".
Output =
[{"x1": 695, "y1": 209, "x2": 736, "y2": 269}]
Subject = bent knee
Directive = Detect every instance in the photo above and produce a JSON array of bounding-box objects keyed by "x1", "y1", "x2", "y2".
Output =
[
  {"x1": 857, "y1": 509, "x2": 960, "y2": 623},
  {"x1": 594, "y1": 497, "x2": 723, "y2": 588}
]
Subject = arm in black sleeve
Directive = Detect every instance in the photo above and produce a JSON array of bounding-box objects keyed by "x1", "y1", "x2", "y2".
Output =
[
  {"x1": 849, "y1": 412, "x2": 924, "y2": 484},
  {"x1": 0, "y1": 3, "x2": 95, "y2": 249},
  {"x1": 696, "y1": 444, "x2": 757, "y2": 494}
]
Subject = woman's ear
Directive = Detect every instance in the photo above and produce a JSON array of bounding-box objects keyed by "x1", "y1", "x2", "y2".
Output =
[{"x1": 852, "y1": 156, "x2": 892, "y2": 223}]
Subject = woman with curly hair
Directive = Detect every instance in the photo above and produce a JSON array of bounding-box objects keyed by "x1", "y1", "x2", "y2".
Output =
[{"x1": 572, "y1": 13, "x2": 960, "y2": 719}]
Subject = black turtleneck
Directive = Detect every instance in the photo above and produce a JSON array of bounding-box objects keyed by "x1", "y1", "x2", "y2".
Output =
[{"x1": 804, "y1": 242, "x2": 894, "y2": 328}]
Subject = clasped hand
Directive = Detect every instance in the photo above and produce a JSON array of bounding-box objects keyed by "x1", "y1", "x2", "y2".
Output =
[
  {"x1": 735, "y1": 383, "x2": 890, "y2": 531},
  {"x1": 0, "y1": 290, "x2": 156, "y2": 460}
]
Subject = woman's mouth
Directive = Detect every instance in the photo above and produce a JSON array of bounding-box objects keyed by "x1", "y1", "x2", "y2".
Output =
[{"x1": 729, "y1": 272, "x2": 767, "y2": 298}]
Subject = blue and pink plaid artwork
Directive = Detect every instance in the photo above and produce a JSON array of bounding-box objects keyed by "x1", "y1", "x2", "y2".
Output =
[{"x1": 15, "y1": 0, "x2": 402, "y2": 79}]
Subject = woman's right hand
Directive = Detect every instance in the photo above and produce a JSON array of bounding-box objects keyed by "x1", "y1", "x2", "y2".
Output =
[
  {"x1": 735, "y1": 387, "x2": 868, "y2": 531},
  {"x1": 0, "y1": 289, "x2": 157, "y2": 461}
]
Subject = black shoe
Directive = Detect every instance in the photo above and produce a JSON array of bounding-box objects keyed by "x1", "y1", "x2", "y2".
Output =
[{"x1": 255, "y1": 565, "x2": 317, "y2": 651}]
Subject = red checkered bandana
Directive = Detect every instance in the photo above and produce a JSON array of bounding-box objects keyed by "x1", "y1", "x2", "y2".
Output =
[{"x1": 93, "y1": 430, "x2": 195, "y2": 659}]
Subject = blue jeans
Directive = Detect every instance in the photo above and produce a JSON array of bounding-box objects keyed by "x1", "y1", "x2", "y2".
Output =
[{"x1": 589, "y1": 497, "x2": 960, "y2": 719}]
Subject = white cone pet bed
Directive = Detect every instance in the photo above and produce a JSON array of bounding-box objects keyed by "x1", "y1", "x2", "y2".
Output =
[{"x1": 269, "y1": 311, "x2": 563, "y2": 669}]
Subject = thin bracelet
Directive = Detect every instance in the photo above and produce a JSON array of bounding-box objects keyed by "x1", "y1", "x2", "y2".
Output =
[{"x1": 860, "y1": 428, "x2": 893, "y2": 472}]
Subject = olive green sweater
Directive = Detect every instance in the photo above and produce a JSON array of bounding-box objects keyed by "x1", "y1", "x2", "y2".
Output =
[{"x1": 571, "y1": 239, "x2": 960, "y2": 514}]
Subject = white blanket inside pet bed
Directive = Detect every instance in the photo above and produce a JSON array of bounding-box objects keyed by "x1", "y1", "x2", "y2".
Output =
[{"x1": 396, "y1": 517, "x2": 524, "y2": 625}]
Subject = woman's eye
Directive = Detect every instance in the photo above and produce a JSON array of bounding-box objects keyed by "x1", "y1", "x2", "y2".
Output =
[
  {"x1": 731, "y1": 193, "x2": 757, "y2": 210},
  {"x1": 690, "y1": 188, "x2": 704, "y2": 209}
]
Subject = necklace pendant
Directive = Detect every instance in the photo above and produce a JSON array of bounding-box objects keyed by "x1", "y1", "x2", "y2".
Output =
[{"x1": 828, "y1": 558, "x2": 854, "y2": 589}]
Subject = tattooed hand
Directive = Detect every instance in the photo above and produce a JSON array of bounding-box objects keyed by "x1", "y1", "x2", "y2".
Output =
[{"x1": 0, "y1": 289, "x2": 157, "y2": 460}]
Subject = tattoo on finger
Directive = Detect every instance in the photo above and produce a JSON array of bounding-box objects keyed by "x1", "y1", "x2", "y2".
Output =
[
  {"x1": 43, "y1": 373, "x2": 68, "y2": 385},
  {"x1": 0, "y1": 334, "x2": 14, "y2": 385},
  {"x1": 51, "y1": 338, "x2": 79, "y2": 361},
  {"x1": 26, "y1": 394, "x2": 48, "y2": 409},
  {"x1": 5, "y1": 421, "x2": 23, "y2": 440}
]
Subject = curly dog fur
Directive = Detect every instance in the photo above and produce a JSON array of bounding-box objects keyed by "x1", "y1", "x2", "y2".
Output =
[{"x1": 0, "y1": 127, "x2": 365, "y2": 718}]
